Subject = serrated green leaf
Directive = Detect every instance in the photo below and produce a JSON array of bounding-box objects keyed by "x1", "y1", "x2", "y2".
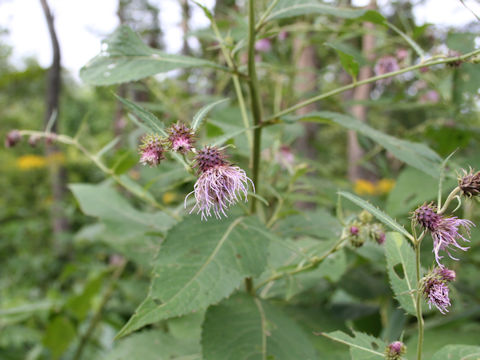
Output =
[
  {"x1": 295, "y1": 112, "x2": 442, "y2": 178},
  {"x1": 266, "y1": 0, "x2": 366, "y2": 21},
  {"x1": 320, "y1": 330, "x2": 386, "y2": 359},
  {"x1": 104, "y1": 330, "x2": 200, "y2": 360},
  {"x1": 338, "y1": 191, "x2": 413, "y2": 241},
  {"x1": 191, "y1": 98, "x2": 229, "y2": 131},
  {"x1": 385, "y1": 232, "x2": 417, "y2": 316},
  {"x1": 202, "y1": 293, "x2": 318, "y2": 359},
  {"x1": 115, "y1": 95, "x2": 166, "y2": 135},
  {"x1": 117, "y1": 216, "x2": 270, "y2": 337},
  {"x1": 80, "y1": 26, "x2": 219, "y2": 85},
  {"x1": 430, "y1": 344, "x2": 480, "y2": 360}
]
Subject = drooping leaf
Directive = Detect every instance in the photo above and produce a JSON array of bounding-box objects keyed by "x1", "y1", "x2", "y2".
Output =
[
  {"x1": 104, "y1": 330, "x2": 201, "y2": 360},
  {"x1": 117, "y1": 216, "x2": 270, "y2": 337},
  {"x1": 326, "y1": 43, "x2": 359, "y2": 79},
  {"x1": 266, "y1": 0, "x2": 366, "y2": 21},
  {"x1": 430, "y1": 344, "x2": 480, "y2": 360},
  {"x1": 202, "y1": 293, "x2": 318, "y2": 360},
  {"x1": 320, "y1": 331, "x2": 385, "y2": 360},
  {"x1": 338, "y1": 191, "x2": 412, "y2": 240},
  {"x1": 385, "y1": 232, "x2": 418, "y2": 316},
  {"x1": 296, "y1": 112, "x2": 442, "y2": 177},
  {"x1": 80, "y1": 26, "x2": 219, "y2": 85},
  {"x1": 192, "y1": 98, "x2": 229, "y2": 131},
  {"x1": 70, "y1": 183, "x2": 175, "y2": 236}
]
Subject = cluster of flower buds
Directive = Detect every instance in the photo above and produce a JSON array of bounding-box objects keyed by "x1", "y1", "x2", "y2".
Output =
[
  {"x1": 446, "y1": 50, "x2": 463, "y2": 68},
  {"x1": 412, "y1": 169, "x2": 479, "y2": 313},
  {"x1": 139, "y1": 122, "x2": 254, "y2": 220},
  {"x1": 374, "y1": 56, "x2": 400, "y2": 85},
  {"x1": 344, "y1": 210, "x2": 386, "y2": 248},
  {"x1": 385, "y1": 341, "x2": 406, "y2": 360},
  {"x1": 420, "y1": 267, "x2": 456, "y2": 314},
  {"x1": 5, "y1": 130, "x2": 21, "y2": 148},
  {"x1": 5, "y1": 130, "x2": 56, "y2": 148},
  {"x1": 138, "y1": 122, "x2": 195, "y2": 167}
]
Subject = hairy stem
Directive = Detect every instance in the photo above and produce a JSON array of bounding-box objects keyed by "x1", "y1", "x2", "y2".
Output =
[
  {"x1": 438, "y1": 186, "x2": 461, "y2": 214},
  {"x1": 248, "y1": 0, "x2": 264, "y2": 213},
  {"x1": 414, "y1": 238, "x2": 424, "y2": 360},
  {"x1": 267, "y1": 48, "x2": 480, "y2": 121}
]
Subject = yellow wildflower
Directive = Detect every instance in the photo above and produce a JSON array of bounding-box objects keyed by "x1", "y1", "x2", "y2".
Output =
[
  {"x1": 354, "y1": 179, "x2": 376, "y2": 196},
  {"x1": 377, "y1": 179, "x2": 395, "y2": 194},
  {"x1": 162, "y1": 192, "x2": 177, "y2": 204},
  {"x1": 17, "y1": 155, "x2": 47, "y2": 170}
]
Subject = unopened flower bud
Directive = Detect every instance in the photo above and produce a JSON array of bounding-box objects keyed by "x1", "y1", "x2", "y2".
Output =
[
  {"x1": 458, "y1": 168, "x2": 480, "y2": 198},
  {"x1": 447, "y1": 50, "x2": 463, "y2": 68},
  {"x1": 5, "y1": 130, "x2": 21, "y2": 148},
  {"x1": 139, "y1": 134, "x2": 165, "y2": 167},
  {"x1": 28, "y1": 135, "x2": 40, "y2": 147},
  {"x1": 371, "y1": 223, "x2": 386, "y2": 245},
  {"x1": 167, "y1": 123, "x2": 195, "y2": 154},
  {"x1": 350, "y1": 226, "x2": 359, "y2": 236},
  {"x1": 385, "y1": 341, "x2": 406, "y2": 360},
  {"x1": 359, "y1": 210, "x2": 373, "y2": 224}
]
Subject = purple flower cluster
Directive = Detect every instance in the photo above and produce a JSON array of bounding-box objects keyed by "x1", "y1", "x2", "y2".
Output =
[
  {"x1": 421, "y1": 267, "x2": 456, "y2": 314},
  {"x1": 185, "y1": 146, "x2": 253, "y2": 220},
  {"x1": 414, "y1": 203, "x2": 473, "y2": 266},
  {"x1": 139, "y1": 134, "x2": 165, "y2": 167}
]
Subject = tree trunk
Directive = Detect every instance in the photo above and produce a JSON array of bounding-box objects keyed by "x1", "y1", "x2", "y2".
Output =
[
  {"x1": 347, "y1": 0, "x2": 377, "y2": 182},
  {"x1": 293, "y1": 37, "x2": 318, "y2": 159},
  {"x1": 40, "y1": 0, "x2": 69, "y2": 237}
]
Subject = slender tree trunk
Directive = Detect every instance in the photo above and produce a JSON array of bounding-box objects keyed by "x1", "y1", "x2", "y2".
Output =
[
  {"x1": 347, "y1": 0, "x2": 377, "y2": 182},
  {"x1": 180, "y1": 0, "x2": 191, "y2": 56},
  {"x1": 293, "y1": 37, "x2": 318, "y2": 159},
  {"x1": 40, "y1": 0, "x2": 69, "y2": 237}
]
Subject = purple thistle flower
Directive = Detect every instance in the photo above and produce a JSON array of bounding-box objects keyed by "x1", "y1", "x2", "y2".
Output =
[
  {"x1": 414, "y1": 203, "x2": 474, "y2": 266},
  {"x1": 5, "y1": 130, "x2": 21, "y2": 148},
  {"x1": 385, "y1": 341, "x2": 406, "y2": 360},
  {"x1": 167, "y1": 123, "x2": 195, "y2": 154},
  {"x1": 185, "y1": 146, "x2": 254, "y2": 220},
  {"x1": 374, "y1": 56, "x2": 399, "y2": 85},
  {"x1": 421, "y1": 267, "x2": 456, "y2": 314},
  {"x1": 139, "y1": 134, "x2": 165, "y2": 167},
  {"x1": 350, "y1": 226, "x2": 359, "y2": 236}
]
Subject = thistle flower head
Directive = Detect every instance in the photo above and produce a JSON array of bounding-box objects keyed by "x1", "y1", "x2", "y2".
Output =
[
  {"x1": 139, "y1": 134, "x2": 165, "y2": 167},
  {"x1": 167, "y1": 123, "x2": 195, "y2": 154},
  {"x1": 421, "y1": 267, "x2": 456, "y2": 314},
  {"x1": 255, "y1": 38, "x2": 272, "y2": 52},
  {"x1": 186, "y1": 146, "x2": 253, "y2": 220},
  {"x1": 5, "y1": 130, "x2": 21, "y2": 148},
  {"x1": 414, "y1": 202, "x2": 473, "y2": 266},
  {"x1": 350, "y1": 225, "x2": 359, "y2": 236},
  {"x1": 371, "y1": 223, "x2": 386, "y2": 245},
  {"x1": 385, "y1": 341, "x2": 406, "y2": 360},
  {"x1": 458, "y1": 168, "x2": 480, "y2": 198}
]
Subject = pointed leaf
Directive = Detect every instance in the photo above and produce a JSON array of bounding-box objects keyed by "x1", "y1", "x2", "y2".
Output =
[
  {"x1": 320, "y1": 330, "x2": 386, "y2": 360},
  {"x1": 192, "y1": 98, "x2": 229, "y2": 131},
  {"x1": 80, "y1": 26, "x2": 219, "y2": 85},
  {"x1": 296, "y1": 112, "x2": 442, "y2": 177},
  {"x1": 385, "y1": 232, "x2": 418, "y2": 316},
  {"x1": 338, "y1": 191, "x2": 413, "y2": 241},
  {"x1": 116, "y1": 95, "x2": 166, "y2": 135},
  {"x1": 431, "y1": 344, "x2": 480, "y2": 360},
  {"x1": 266, "y1": 0, "x2": 367, "y2": 21},
  {"x1": 202, "y1": 294, "x2": 318, "y2": 359},
  {"x1": 117, "y1": 216, "x2": 270, "y2": 337}
]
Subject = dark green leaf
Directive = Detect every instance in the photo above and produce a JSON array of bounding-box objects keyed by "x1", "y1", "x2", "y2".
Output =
[
  {"x1": 266, "y1": 0, "x2": 366, "y2": 21},
  {"x1": 202, "y1": 294, "x2": 318, "y2": 359},
  {"x1": 115, "y1": 95, "x2": 166, "y2": 135},
  {"x1": 117, "y1": 216, "x2": 270, "y2": 337},
  {"x1": 43, "y1": 316, "x2": 76, "y2": 360},
  {"x1": 431, "y1": 344, "x2": 480, "y2": 360},
  {"x1": 320, "y1": 330, "x2": 386, "y2": 359}
]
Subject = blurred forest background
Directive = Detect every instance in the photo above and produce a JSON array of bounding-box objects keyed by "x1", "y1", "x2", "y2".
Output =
[{"x1": 1, "y1": 0, "x2": 480, "y2": 359}]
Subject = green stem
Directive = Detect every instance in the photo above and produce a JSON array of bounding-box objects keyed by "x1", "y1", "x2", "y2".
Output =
[
  {"x1": 414, "y1": 239, "x2": 424, "y2": 360},
  {"x1": 73, "y1": 261, "x2": 126, "y2": 360},
  {"x1": 248, "y1": 0, "x2": 264, "y2": 213},
  {"x1": 255, "y1": 0, "x2": 280, "y2": 32},
  {"x1": 18, "y1": 130, "x2": 180, "y2": 220},
  {"x1": 267, "y1": 48, "x2": 480, "y2": 121},
  {"x1": 438, "y1": 186, "x2": 461, "y2": 214},
  {"x1": 210, "y1": 18, "x2": 253, "y2": 149}
]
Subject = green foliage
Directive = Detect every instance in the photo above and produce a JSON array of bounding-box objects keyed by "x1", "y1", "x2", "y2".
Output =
[
  {"x1": 266, "y1": 0, "x2": 367, "y2": 21},
  {"x1": 430, "y1": 344, "x2": 480, "y2": 360},
  {"x1": 80, "y1": 26, "x2": 219, "y2": 85},
  {"x1": 320, "y1": 331, "x2": 386, "y2": 359},
  {"x1": 117, "y1": 216, "x2": 271, "y2": 337},
  {"x1": 202, "y1": 294, "x2": 318, "y2": 359}
]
